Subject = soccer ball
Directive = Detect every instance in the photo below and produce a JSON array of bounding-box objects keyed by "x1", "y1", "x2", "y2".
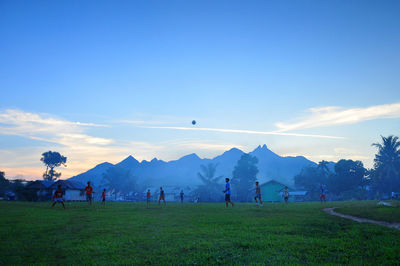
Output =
[{"x1": 192, "y1": 120, "x2": 196, "y2": 125}]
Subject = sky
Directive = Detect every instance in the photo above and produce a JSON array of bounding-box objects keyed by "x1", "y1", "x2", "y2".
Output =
[{"x1": 1, "y1": 0, "x2": 399, "y2": 180}]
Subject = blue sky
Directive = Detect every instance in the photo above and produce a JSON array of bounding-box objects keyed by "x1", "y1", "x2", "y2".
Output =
[{"x1": 1, "y1": 0, "x2": 399, "y2": 179}]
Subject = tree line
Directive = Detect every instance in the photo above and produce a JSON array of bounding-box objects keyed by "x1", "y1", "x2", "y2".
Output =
[
  {"x1": 194, "y1": 135, "x2": 400, "y2": 202},
  {"x1": 0, "y1": 135, "x2": 399, "y2": 201}
]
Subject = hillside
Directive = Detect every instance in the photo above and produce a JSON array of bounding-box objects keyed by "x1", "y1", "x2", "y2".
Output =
[{"x1": 68, "y1": 145, "x2": 318, "y2": 187}]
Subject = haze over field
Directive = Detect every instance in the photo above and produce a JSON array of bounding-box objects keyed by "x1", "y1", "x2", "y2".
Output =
[{"x1": 1, "y1": 0, "x2": 400, "y2": 180}]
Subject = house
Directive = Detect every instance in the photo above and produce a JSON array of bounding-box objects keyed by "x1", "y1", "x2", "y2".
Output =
[
  {"x1": 49, "y1": 180, "x2": 86, "y2": 201},
  {"x1": 257, "y1": 180, "x2": 307, "y2": 202},
  {"x1": 25, "y1": 180, "x2": 54, "y2": 200}
]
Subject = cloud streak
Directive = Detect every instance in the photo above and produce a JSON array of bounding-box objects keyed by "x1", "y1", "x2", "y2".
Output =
[
  {"x1": 0, "y1": 109, "x2": 113, "y2": 146},
  {"x1": 140, "y1": 126, "x2": 345, "y2": 139},
  {"x1": 275, "y1": 102, "x2": 400, "y2": 132}
]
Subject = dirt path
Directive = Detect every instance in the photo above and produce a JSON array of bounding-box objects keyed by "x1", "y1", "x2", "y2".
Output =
[{"x1": 323, "y1": 207, "x2": 400, "y2": 231}]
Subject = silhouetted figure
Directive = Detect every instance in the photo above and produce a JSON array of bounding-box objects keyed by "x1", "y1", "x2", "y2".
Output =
[
  {"x1": 180, "y1": 190, "x2": 184, "y2": 203},
  {"x1": 158, "y1": 187, "x2": 166, "y2": 206},
  {"x1": 85, "y1": 182, "x2": 93, "y2": 205},
  {"x1": 320, "y1": 185, "x2": 326, "y2": 203},
  {"x1": 101, "y1": 189, "x2": 106, "y2": 206},
  {"x1": 223, "y1": 178, "x2": 234, "y2": 207},
  {"x1": 283, "y1": 186, "x2": 289, "y2": 203},
  {"x1": 254, "y1": 181, "x2": 263, "y2": 206},
  {"x1": 146, "y1": 189, "x2": 151, "y2": 208},
  {"x1": 51, "y1": 185, "x2": 65, "y2": 209}
]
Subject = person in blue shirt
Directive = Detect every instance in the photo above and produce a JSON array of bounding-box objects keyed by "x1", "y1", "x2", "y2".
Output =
[
  {"x1": 223, "y1": 178, "x2": 234, "y2": 207},
  {"x1": 320, "y1": 185, "x2": 326, "y2": 203}
]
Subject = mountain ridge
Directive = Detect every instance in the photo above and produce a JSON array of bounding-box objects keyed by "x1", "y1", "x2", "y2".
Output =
[{"x1": 68, "y1": 145, "x2": 320, "y2": 187}]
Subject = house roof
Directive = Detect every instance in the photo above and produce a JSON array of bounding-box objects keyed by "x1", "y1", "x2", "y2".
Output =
[
  {"x1": 26, "y1": 180, "x2": 54, "y2": 189},
  {"x1": 50, "y1": 180, "x2": 85, "y2": 190},
  {"x1": 259, "y1": 179, "x2": 294, "y2": 190}
]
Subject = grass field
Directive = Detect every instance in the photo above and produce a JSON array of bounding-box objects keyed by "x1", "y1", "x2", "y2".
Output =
[
  {"x1": 335, "y1": 200, "x2": 400, "y2": 223},
  {"x1": 0, "y1": 201, "x2": 399, "y2": 265}
]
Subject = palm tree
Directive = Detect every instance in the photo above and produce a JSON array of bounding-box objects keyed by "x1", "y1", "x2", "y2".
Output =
[
  {"x1": 371, "y1": 135, "x2": 400, "y2": 195},
  {"x1": 317, "y1": 160, "x2": 330, "y2": 175},
  {"x1": 196, "y1": 163, "x2": 223, "y2": 202}
]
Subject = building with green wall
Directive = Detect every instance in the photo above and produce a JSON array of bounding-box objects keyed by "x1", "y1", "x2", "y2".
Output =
[{"x1": 258, "y1": 180, "x2": 307, "y2": 202}]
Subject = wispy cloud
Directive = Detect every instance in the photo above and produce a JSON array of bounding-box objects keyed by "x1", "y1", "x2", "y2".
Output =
[
  {"x1": 0, "y1": 109, "x2": 251, "y2": 179},
  {"x1": 0, "y1": 109, "x2": 121, "y2": 179},
  {"x1": 140, "y1": 126, "x2": 345, "y2": 139},
  {"x1": 275, "y1": 102, "x2": 400, "y2": 132},
  {"x1": 0, "y1": 109, "x2": 113, "y2": 146},
  {"x1": 116, "y1": 120, "x2": 172, "y2": 125}
]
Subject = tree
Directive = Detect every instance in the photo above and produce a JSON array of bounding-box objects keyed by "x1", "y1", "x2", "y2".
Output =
[
  {"x1": 195, "y1": 163, "x2": 223, "y2": 202},
  {"x1": 232, "y1": 154, "x2": 259, "y2": 202},
  {"x1": 371, "y1": 135, "x2": 400, "y2": 195},
  {"x1": 327, "y1": 159, "x2": 366, "y2": 198},
  {"x1": 317, "y1": 160, "x2": 330, "y2": 176},
  {"x1": 294, "y1": 165, "x2": 328, "y2": 200},
  {"x1": 40, "y1": 151, "x2": 67, "y2": 181},
  {"x1": 0, "y1": 171, "x2": 10, "y2": 197},
  {"x1": 101, "y1": 166, "x2": 138, "y2": 196}
]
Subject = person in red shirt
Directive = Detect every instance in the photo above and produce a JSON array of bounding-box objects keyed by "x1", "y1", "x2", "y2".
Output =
[
  {"x1": 85, "y1": 181, "x2": 93, "y2": 205},
  {"x1": 101, "y1": 188, "x2": 106, "y2": 206},
  {"x1": 51, "y1": 185, "x2": 66, "y2": 209},
  {"x1": 146, "y1": 189, "x2": 151, "y2": 208}
]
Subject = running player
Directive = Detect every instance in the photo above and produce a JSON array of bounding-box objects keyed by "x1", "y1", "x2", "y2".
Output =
[
  {"x1": 223, "y1": 178, "x2": 234, "y2": 207},
  {"x1": 158, "y1": 187, "x2": 166, "y2": 206},
  {"x1": 85, "y1": 181, "x2": 93, "y2": 205},
  {"x1": 51, "y1": 185, "x2": 66, "y2": 209},
  {"x1": 101, "y1": 188, "x2": 106, "y2": 206},
  {"x1": 283, "y1": 186, "x2": 289, "y2": 203},
  {"x1": 254, "y1": 181, "x2": 263, "y2": 206},
  {"x1": 320, "y1": 185, "x2": 326, "y2": 203},
  {"x1": 146, "y1": 189, "x2": 151, "y2": 208},
  {"x1": 180, "y1": 190, "x2": 184, "y2": 203}
]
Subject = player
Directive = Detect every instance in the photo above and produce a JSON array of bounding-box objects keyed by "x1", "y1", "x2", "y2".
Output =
[
  {"x1": 283, "y1": 186, "x2": 289, "y2": 203},
  {"x1": 320, "y1": 185, "x2": 326, "y2": 203},
  {"x1": 254, "y1": 181, "x2": 263, "y2": 206},
  {"x1": 158, "y1": 187, "x2": 166, "y2": 206},
  {"x1": 85, "y1": 181, "x2": 93, "y2": 205},
  {"x1": 101, "y1": 188, "x2": 106, "y2": 206},
  {"x1": 51, "y1": 185, "x2": 66, "y2": 209},
  {"x1": 180, "y1": 190, "x2": 184, "y2": 203},
  {"x1": 223, "y1": 178, "x2": 234, "y2": 207},
  {"x1": 146, "y1": 189, "x2": 151, "y2": 208}
]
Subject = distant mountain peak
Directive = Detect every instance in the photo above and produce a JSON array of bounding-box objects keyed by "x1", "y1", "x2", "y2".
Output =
[
  {"x1": 68, "y1": 144, "x2": 317, "y2": 188},
  {"x1": 181, "y1": 153, "x2": 200, "y2": 160},
  {"x1": 229, "y1": 147, "x2": 242, "y2": 152},
  {"x1": 255, "y1": 144, "x2": 269, "y2": 150},
  {"x1": 117, "y1": 155, "x2": 139, "y2": 166}
]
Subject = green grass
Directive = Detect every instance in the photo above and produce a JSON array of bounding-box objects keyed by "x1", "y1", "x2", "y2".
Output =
[
  {"x1": 335, "y1": 200, "x2": 400, "y2": 223},
  {"x1": 0, "y1": 201, "x2": 399, "y2": 265}
]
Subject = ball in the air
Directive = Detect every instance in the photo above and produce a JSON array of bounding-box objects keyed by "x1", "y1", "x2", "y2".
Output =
[{"x1": 192, "y1": 120, "x2": 196, "y2": 125}]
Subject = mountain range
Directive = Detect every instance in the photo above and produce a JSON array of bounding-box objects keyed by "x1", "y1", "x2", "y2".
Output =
[{"x1": 68, "y1": 145, "x2": 322, "y2": 188}]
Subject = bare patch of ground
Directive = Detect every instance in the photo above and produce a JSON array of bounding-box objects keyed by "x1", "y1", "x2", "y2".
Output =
[{"x1": 323, "y1": 207, "x2": 400, "y2": 231}]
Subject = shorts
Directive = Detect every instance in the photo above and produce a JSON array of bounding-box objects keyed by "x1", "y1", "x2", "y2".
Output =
[
  {"x1": 102, "y1": 198, "x2": 105, "y2": 202},
  {"x1": 284, "y1": 196, "x2": 289, "y2": 201},
  {"x1": 147, "y1": 198, "x2": 151, "y2": 202},
  {"x1": 320, "y1": 194, "x2": 326, "y2": 200},
  {"x1": 159, "y1": 195, "x2": 165, "y2": 201},
  {"x1": 255, "y1": 193, "x2": 261, "y2": 199},
  {"x1": 54, "y1": 198, "x2": 63, "y2": 202},
  {"x1": 225, "y1": 194, "x2": 231, "y2": 201},
  {"x1": 86, "y1": 194, "x2": 92, "y2": 201}
]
